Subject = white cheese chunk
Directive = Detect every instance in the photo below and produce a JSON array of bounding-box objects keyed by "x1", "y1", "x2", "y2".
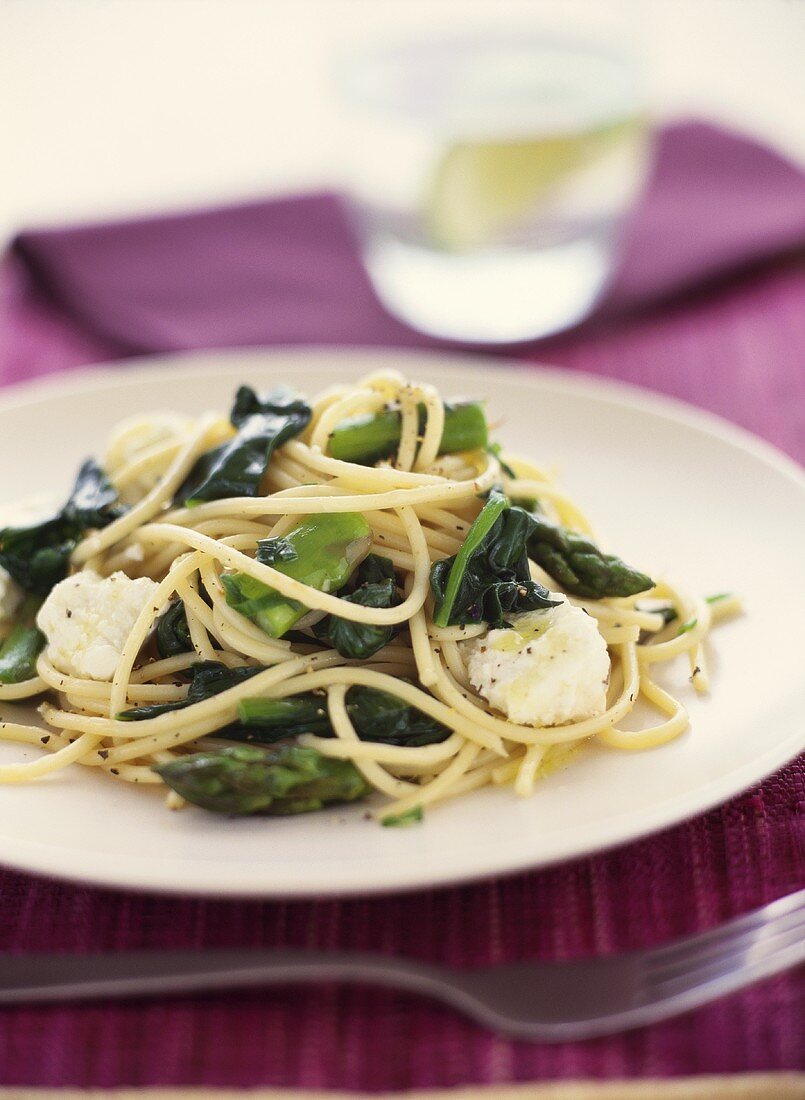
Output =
[
  {"x1": 460, "y1": 600, "x2": 610, "y2": 727},
  {"x1": 36, "y1": 570, "x2": 160, "y2": 681}
]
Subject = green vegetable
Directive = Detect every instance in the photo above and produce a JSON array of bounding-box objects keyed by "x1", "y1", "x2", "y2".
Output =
[
  {"x1": 382, "y1": 805, "x2": 423, "y2": 827},
  {"x1": 153, "y1": 743, "x2": 371, "y2": 815},
  {"x1": 236, "y1": 693, "x2": 333, "y2": 740},
  {"x1": 0, "y1": 623, "x2": 45, "y2": 684},
  {"x1": 328, "y1": 400, "x2": 487, "y2": 465},
  {"x1": 236, "y1": 685, "x2": 451, "y2": 748},
  {"x1": 486, "y1": 442, "x2": 517, "y2": 480},
  {"x1": 678, "y1": 617, "x2": 698, "y2": 634},
  {"x1": 222, "y1": 513, "x2": 372, "y2": 638},
  {"x1": 118, "y1": 661, "x2": 263, "y2": 721},
  {"x1": 346, "y1": 686, "x2": 450, "y2": 746},
  {"x1": 705, "y1": 592, "x2": 732, "y2": 604},
  {"x1": 176, "y1": 385, "x2": 311, "y2": 505},
  {"x1": 155, "y1": 599, "x2": 193, "y2": 659},
  {"x1": 431, "y1": 490, "x2": 558, "y2": 627},
  {"x1": 526, "y1": 514, "x2": 654, "y2": 599},
  {"x1": 312, "y1": 554, "x2": 399, "y2": 659},
  {"x1": 0, "y1": 459, "x2": 124, "y2": 596}
]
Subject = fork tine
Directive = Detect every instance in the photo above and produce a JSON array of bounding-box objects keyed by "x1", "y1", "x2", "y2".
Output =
[
  {"x1": 647, "y1": 922, "x2": 805, "y2": 1000},
  {"x1": 648, "y1": 889, "x2": 805, "y2": 967},
  {"x1": 647, "y1": 903, "x2": 805, "y2": 983}
]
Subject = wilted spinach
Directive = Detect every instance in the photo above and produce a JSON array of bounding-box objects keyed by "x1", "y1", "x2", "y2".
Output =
[
  {"x1": 236, "y1": 684, "x2": 451, "y2": 748},
  {"x1": 431, "y1": 490, "x2": 558, "y2": 628},
  {"x1": 312, "y1": 554, "x2": 400, "y2": 659},
  {"x1": 118, "y1": 661, "x2": 264, "y2": 721},
  {"x1": 155, "y1": 599, "x2": 193, "y2": 659},
  {"x1": 176, "y1": 385, "x2": 312, "y2": 505},
  {"x1": 0, "y1": 459, "x2": 124, "y2": 596}
]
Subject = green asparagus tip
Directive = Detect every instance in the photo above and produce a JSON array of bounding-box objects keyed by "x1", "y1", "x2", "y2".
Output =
[{"x1": 153, "y1": 742, "x2": 371, "y2": 816}]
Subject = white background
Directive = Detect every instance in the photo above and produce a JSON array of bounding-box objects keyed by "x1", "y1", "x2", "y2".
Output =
[{"x1": 2, "y1": 0, "x2": 804, "y2": 242}]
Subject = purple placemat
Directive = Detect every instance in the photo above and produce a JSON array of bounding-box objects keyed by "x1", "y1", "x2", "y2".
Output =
[
  {"x1": 12, "y1": 122, "x2": 805, "y2": 355},
  {"x1": 0, "y1": 121, "x2": 804, "y2": 1089}
]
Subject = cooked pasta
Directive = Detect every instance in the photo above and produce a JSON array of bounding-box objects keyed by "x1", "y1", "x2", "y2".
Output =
[{"x1": 0, "y1": 369, "x2": 740, "y2": 822}]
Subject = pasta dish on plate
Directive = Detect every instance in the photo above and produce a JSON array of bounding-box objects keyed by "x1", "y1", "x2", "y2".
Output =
[{"x1": 0, "y1": 369, "x2": 739, "y2": 824}]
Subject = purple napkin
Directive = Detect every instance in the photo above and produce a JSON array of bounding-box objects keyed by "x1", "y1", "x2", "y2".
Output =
[{"x1": 14, "y1": 121, "x2": 805, "y2": 354}]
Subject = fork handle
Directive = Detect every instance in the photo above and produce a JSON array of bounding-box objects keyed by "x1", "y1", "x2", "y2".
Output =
[{"x1": 0, "y1": 948, "x2": 456, "y2": 1007}]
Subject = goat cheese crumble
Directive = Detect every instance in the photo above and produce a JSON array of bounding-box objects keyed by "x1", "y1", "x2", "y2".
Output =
[
  {"x1": 460, "y1": 600, "x2": 610, "y2": 727},
  {"x1": 36, "y1": 570, "x2": 159, "y2": 681}
]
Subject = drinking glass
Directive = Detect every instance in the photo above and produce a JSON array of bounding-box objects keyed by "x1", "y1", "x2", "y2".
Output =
[{"x1": 336, "y1": 34, "x2": 650, "y2": 344}]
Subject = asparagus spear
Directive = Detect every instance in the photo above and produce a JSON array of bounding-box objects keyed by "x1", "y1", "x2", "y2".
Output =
[
  {"x1": 222, "y1": 513, "x2": 373, "y2": 638},
  {"x1": 527, "y1": 514, "x2": 654, "y2": 599},
  {"x1": 236, "y1": 693, "x2": 332, "y2": 739},
  {"x1": 0, "y1": 596, "x2": 45, "y2": 684},
  {"x1": 153, "y1": 743, "x2": 371, "y2": 815},
  {"x1": 328, "y1": 400, "x2": 487, "y2": 464}
]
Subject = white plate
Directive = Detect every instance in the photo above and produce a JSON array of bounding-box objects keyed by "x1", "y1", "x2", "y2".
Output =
[{"x1": 1, "y1": 349, "x2": 803, "y2": 897}]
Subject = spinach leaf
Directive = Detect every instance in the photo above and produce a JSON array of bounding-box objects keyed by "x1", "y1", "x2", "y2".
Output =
[
  {"x1": 431, "y1": 490, "x2": 558, "y2": 627},
  {"x1": 312, "y1": 554, "x2": 400, "y2": 659},
  {"x1": 176, "y1": 385, "x2": 311, "y2": 505},
  {"x1": 255, "y1": 537, "x2": 299, "y2": 567},
  {"x1": 155, "y1": 599, "x2": 193, "y2": 659},
  {"x1": 153, "y1": 743, "x2": 371, "y2": 816},
  {"x1": 236, "y1": 684, "x2": 451, "y2": 748},
  {"x1": 118, "y1": 661, "x2": 264, "y2": 721},
  {"x1": 345, "y1": 685, "x2": 450, "y2": 746},
  {"x1": 0, "y1": 459, "x2": 124, "y2": 596},
  {"x1": 526, "y1": 514, "x2": 654, "y2": 599}
]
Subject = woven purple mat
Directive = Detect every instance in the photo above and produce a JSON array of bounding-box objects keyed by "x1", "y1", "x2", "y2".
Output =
[{"x1": 1, "y1": 122, "x2": 804, "y2": 1088}]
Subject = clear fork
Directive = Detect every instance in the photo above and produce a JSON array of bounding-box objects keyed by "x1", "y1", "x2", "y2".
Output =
[{"x1": 1, "y1": 889, "x2": 802, "y2": 1040}]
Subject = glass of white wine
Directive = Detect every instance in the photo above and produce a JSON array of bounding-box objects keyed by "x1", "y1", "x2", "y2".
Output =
[{"x1": 336, "y1": 33, "x2": 650, "y2": 344}]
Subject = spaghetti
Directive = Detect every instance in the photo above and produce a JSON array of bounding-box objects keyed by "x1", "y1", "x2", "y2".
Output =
[{"x1": 0, "y1": 369, "x2": 740, "y2": 821}]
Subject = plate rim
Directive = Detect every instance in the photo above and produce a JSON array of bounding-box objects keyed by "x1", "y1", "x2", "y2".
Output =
[{"x1": 0, "y1": 346, "x2": 802, "y2": 897}]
